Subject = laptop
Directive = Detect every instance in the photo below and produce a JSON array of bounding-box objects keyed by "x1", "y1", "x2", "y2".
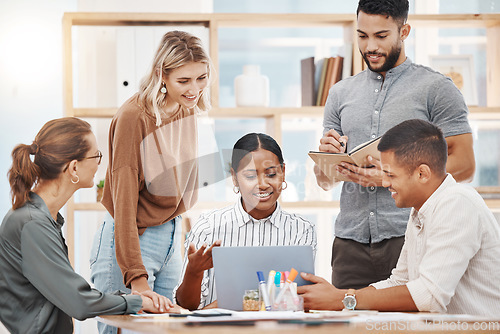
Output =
[{"x1": 212, "y1": 245, "x2": 315, "y2": 311}]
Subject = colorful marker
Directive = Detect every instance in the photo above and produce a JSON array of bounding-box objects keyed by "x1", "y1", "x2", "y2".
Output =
[
  {"x1": 267, "y1": 270, "x2": 276, "y2": 297},
  {"x1": 257, "y1": 271, "x2": 272, "y2": 311},
  {"x1": 274, "y1": 268, "x2": 299, "y2": 305},
  {"x1": 274, "y1": 271, "x2": 281, "y2": 292},
  {"x1": 272, "y1": 271, "x2": 282, "y2": 309},
  {"x1": 286, "y1": 268, "x2": 300, "y2": 305}
]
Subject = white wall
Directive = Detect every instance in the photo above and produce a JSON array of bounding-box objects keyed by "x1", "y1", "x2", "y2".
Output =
[
  {"x1": 0, "y1": 3, "x2": 74, "y2": 334},
  {"x1": 0, "y1": 0, "x2": 78, "y2": 219},
  {"x1": 0, "y1": 1, "x2": 212, "y2": 333}
]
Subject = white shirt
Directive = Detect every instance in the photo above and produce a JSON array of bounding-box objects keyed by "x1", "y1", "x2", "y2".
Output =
[
  {"x1": 173, "y1": 198, "x2": 317, "y2": 309},
  {"x1": 372, "y1": 174, "x2": 500, "y2": 317}
]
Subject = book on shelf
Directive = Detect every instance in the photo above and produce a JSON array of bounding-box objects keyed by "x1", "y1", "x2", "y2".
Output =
[
  {"x1": 308, "y1": 136, "x2": 381, "y2": 182},
  {"x1": 331, "y1": 56, "x2": 344, "y2": 87},
  {"x1": 300, "y1": 54, "x2": 347, "y2": 108},
  {"x1": 301, "y1": 56, "x2": 315, "y2": 106},
  {"x1": 319, "y1": 57, "x2": 335, "y2": 106},
  {"x1": 315, "y1": 57, "x2": 329, "y2": 106},
  {"x1": 320, "y1": 56, "x2": 344, "y2": 106},
  {"x1": 314, "y1": 58, "x2": 326, "y2": 106}
]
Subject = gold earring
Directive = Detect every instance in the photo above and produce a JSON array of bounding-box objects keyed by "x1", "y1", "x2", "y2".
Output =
[{"x1": 281, "y1": 181, "x2": 287, "y2": 190}]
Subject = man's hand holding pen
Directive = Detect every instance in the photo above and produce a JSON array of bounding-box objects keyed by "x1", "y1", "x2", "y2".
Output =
[
  {"x1": 313, "y1": 129, "x2": 348, "y2": 190},
  {"x1": 316, "y1": 129, "x2": 384, "y2": 188},
  {"x1": 319, "y1": 129, "x2": 348, "y2": 153}
]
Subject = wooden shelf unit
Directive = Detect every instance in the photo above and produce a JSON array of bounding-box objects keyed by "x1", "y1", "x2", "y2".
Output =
[{"x1": 62, "y1": 12, "x2": 500, "y2": 264}]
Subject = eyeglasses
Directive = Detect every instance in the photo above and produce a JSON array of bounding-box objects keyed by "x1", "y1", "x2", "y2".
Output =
[{"x1": 84, "y1": 150, "x2": 103, "y2": 165}]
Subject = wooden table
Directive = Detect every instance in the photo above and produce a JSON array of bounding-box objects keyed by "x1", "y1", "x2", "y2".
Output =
[{"x1": 97, "y1": 313, "x2": 500, "y2": 334}]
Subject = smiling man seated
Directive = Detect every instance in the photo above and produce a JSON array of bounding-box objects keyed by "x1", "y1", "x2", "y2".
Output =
[{"x1": 298, "y1": 119, "x2": 500, "y2": 317}]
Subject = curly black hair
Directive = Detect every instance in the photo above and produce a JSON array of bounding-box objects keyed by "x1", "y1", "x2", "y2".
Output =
[{"x1": 357, "y1": 0, "x2": 409, "y2": 27}]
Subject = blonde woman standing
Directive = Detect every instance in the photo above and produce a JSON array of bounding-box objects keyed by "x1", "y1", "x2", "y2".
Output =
[{"x1": 90, "y1": 30, "x2": 213, "y2": 333}]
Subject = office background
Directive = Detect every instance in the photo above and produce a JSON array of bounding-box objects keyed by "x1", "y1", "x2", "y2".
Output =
[{"x1": 1, "y1": 1, "x2": 499, "y2": 333}]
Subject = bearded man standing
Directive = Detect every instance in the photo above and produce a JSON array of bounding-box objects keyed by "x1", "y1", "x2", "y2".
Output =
[{"x1": 314, "y1": 0, "x2": 475, "y2": 289}]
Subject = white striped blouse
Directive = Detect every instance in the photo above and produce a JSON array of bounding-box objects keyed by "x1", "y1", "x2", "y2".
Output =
[{"x1": 173, "y1": 198, "x2": 317, "y2": 309}]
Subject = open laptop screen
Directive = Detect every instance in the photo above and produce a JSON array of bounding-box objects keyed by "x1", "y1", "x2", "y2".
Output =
[{"x1": 212, "y1": 245, "x2": 315, "y2": 311}]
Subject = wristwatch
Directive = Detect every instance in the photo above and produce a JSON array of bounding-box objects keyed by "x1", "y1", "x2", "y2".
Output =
[{"x1": 342, "y1": 289, "x2": 357, "y2": 310}]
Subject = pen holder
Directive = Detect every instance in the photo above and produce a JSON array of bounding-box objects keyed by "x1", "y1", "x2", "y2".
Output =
[
  {"x1": 242, "y1": 289, "x2": 261, "y2": 311},
  {"x1": 273, "y1": 283, "x2": 304, "y2": 311}
]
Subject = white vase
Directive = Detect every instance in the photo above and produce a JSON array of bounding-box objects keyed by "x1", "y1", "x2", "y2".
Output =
[{"x1": 234, "y1": 65, "x2": 270, "y2": 107}]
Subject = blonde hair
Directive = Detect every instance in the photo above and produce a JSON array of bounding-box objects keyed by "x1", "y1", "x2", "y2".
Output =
[{"x1": 138, "y1": 30, "x2": 213, "y2": 126}]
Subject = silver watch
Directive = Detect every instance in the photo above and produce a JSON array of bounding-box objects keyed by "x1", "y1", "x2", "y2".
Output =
[{"x1": 342, "y1": 289, "x2": 356, "y2": 310}]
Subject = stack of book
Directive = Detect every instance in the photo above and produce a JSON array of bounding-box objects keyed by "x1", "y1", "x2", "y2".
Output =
[{"x1": 301, "y1": 47, "x2": 352, "y2": 107}]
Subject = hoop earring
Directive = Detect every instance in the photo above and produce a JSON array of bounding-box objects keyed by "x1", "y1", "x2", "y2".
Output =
[
  {"x1": 281, "y1": 181, "x2": 287, "y2": 190},
  {"x1": 233, "y1": 186, "x2": 240, "y2": 194},
  {"x1": 71, "y1": 175, "x2": 80, "y2": 184},
  {"x1": 160, "y1": 82, "x2": 167, "y2": 94}
]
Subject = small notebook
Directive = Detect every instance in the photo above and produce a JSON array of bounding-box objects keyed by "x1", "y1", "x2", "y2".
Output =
[
  {"x1": 308, "y1": 136, "x2": 381, "y2": 182},
  {"x1": 212, "y1": 245, "x2": 315, "y2": 311}
]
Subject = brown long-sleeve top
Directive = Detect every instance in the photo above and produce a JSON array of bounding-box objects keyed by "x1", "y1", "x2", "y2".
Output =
[{"x1": 102, "y1": 94, "x2": 198, "y2": 287}]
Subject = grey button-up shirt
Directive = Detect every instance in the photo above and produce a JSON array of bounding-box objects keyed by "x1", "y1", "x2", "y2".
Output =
[
  {"x1": 324, "y1": 58, "x2": 471, "y2": 243},
  {"x1": 0, "y1": 193, "x2": 142, "y2": 333}
]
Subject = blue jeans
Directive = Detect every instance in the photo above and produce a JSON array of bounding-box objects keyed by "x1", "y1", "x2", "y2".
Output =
[{"x1": 90, "y1": 213, "x2": 182, "y2": 334}]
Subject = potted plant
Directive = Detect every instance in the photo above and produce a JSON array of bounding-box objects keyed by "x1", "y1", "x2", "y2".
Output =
[{"x1": 96, "y1": 179, "x2": 105, "y2": 202}]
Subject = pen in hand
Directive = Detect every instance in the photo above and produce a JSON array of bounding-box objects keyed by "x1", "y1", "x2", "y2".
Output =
[{"x1": 338, "y1": 136, "x2": 347, "y2": 149}]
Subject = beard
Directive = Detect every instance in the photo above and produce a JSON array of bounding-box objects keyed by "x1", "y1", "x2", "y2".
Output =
[{"x1": 362, "y1": 41, "x2": 402, "y2": 73}]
